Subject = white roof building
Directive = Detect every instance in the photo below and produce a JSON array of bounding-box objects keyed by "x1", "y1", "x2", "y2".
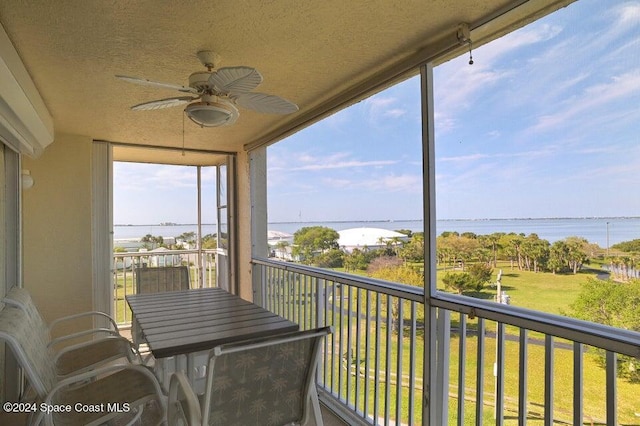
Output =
[{"x1": 338, "y1": 228, "x2": 409, "y2": 253}]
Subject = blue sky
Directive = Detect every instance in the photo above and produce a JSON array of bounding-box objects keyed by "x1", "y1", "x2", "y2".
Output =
[{"x1": 114, "y1": 0, "x2": 640, "y2": 225}]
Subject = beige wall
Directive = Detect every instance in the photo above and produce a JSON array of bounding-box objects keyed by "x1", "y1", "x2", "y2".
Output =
[{"x1": 22, "y1": 133, "x2": 93, "y2": 336}]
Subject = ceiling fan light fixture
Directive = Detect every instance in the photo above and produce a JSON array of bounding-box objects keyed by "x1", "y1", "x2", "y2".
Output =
[{"x1": 184, "y1": 99, "x2": 238, "y2": 127}]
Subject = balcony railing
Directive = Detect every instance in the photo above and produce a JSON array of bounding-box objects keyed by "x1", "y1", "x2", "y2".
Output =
[
  {"x1": 113, "y1": 249, "x2": 218, "y2": 325},
  {"x1": 252, "y1": 257, "x2": 640, "y2": 426}
]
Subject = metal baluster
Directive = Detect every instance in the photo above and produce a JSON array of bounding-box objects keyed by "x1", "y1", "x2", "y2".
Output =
[
  {"x1": 518, "y1": 329, "x2": 528, "y2": 426},
  {"x1": 476, "y1": 318, "x2": 485, "y2": 426},
  {"x1": 408, "y1": 301, "x2": 417, "y2": 426},
  {"x1": 355, "y1": 287, "x2": 362, "y2": 413},
  {"x1": 496, "y1": 322, "x2": 505, "y2": 426},
  {"x1": 606, "y1": 350, "x2": 617, "y2": 426},
  {"x1": 544, "y1": 335, "x2": 554, "y2": 426},
  {"x1": 396, "y1": 298, "x2": 404, "y2": 425},
  {"x1": 374, "y1": 293, "x2": 381, "y2": 424},
  {"x1": 458, "y1": 313, "x2": 467, "y2": 426},
  {"x1": 573, "y1": 342, "x2": 583, "y2": 426},
  {"x1": 384, "y1": 294, "x2": 392, "y2": 426}
]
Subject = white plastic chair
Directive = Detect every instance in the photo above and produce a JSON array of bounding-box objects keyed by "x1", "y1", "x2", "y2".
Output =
[
  {"x1": 3, "y1": 286, "x2": 120, "y2": 348},
  {"x1": 0, "y1": 304, "x2": 166, "y2": 425},
  {"x1": 168, "y1": 326, "x2": 332, "y2": 426},
  {"x1": 2, "y1": 287, "x2": 140, "y2": 382}
]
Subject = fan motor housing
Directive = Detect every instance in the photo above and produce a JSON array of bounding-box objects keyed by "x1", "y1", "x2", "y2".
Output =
[{"x1": 188, "y1": 72, "x2": 212, "y2": 91}]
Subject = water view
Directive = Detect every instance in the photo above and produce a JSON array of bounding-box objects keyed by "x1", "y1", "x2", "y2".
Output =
[{"x1": 114, "y1": 216, "x2": 640, "y2": 248}]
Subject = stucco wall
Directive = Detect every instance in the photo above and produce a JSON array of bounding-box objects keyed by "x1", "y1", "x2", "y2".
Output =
[{"x1": 22, "y1": 133, "x2": 93, "y2": 337}]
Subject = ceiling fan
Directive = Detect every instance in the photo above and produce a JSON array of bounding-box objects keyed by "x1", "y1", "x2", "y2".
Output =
[{"x1": 116, "y1": 51, "x2": 298, "y2": 127}]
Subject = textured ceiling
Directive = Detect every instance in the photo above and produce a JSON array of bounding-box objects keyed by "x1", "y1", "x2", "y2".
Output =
[{"x1": 0, "y1": 0, "x2": 563, "y2": 163}]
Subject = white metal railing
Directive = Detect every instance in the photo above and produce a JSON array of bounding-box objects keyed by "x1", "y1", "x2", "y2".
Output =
[
  {"x1": 253, "y1": 258, "x2": 424, "y2": 426},
  {"x1": 252, "y1": 257, "x2": 640, "y2": 426},
  {"x1": 113, "y1": 249, "x2": 217, "y2": 325}
]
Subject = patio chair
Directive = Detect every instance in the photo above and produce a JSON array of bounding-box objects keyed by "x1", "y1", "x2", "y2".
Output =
[
  {"x1": 168, "y1": 326, "x2": 332, "y2": 426},
  {"x1": 0, "y1": 304, "x2": 166, "y2": 426},
  {"x1": 2, "y1": 287, "x2": 140, "y2": 381},
  {"x1": 3, "y1": 286, "x2": 121, "y2": 348},
  {"x1": 135, "y1": 265, "x2": 191, "y2": 294}
]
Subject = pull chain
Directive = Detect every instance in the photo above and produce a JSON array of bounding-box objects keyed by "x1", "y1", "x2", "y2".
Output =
[
  {"x1": 468, "y1": 40, "x2": 474, "y2": 65},
  {"x1": 182, "y1": 112, "x2": 186, "y2": 156}
]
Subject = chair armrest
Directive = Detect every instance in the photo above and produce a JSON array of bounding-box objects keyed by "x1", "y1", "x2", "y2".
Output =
[
  {"x1": 168, "y1": 372, "x2": 202, "y2": 426},
  {"x1": 42, "y1": 364, "x2": 166, "y2": 426},
  {"x1": 48, "y1": 327, "x2": 120, "y2": 349},
  {"x1": 48, "y1": 311, "x2": 120, "y2": 337},
  {"x1": 53, "y1": 335, "x2": 142, "y2": 366}
]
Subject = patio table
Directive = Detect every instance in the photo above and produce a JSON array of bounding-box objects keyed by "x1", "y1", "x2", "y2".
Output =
[{"x1": 126, "y1": 287, "x2": 299, "y2": 392}]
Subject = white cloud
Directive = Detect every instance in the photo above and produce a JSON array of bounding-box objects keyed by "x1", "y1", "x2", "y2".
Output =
[
  {"x1": 289, "y1": 159, "x2": 397, "y2": 171},
  {"x1": 114, "y1": 163, "x2": 203, "y2": 191},
  {"x1": 321, "y1": 173, "x2": 422, "y2": 193},
  {"x1": 364, "y1": 95, "x2": 408, "y2": 123},
  {"x1": 531, "y1": 70, "x2": 640, "y2": 133},
  {"x1": 614, "y1": 2, "x2": 640, "y2": 28},
  {"x1": 433, "y1": 21, "x2": 566, "y2": 135}
]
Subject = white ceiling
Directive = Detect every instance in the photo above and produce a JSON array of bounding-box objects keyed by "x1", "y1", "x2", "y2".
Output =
[{"x1": 0, "y1": 0, "x2": 570, "y2": 164}]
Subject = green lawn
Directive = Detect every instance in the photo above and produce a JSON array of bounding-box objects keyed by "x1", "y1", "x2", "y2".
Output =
[{"x1": 316, "y1": 262, "x2": 640, "y2": 424}]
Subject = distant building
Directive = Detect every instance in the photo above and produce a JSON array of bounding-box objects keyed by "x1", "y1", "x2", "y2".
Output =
[
  {"x1": 267, "y1": 230, "x2": 296, "y2": 261},
  {"x1": 338, "y1": 227, "x2": 409, "y2": 253}
]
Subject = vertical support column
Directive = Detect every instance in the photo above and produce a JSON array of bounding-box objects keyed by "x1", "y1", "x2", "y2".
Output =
[
  {"x1": 91, "y1": 141, "x2": 113, "y2": 327},
  {"x1": 421, "y1": 60, "x2": 438, "y2": 426},
  {"x1": 249, "y1": 147, "x2": 268, "y2": 305},
  {"x1": 196, "y1": 166, "x2": 204, "y2": 288}
]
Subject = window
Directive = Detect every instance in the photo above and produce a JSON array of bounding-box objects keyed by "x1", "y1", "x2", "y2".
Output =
[
  {"x1": 433, "y1": 0, "x2": 640, "y2": 316},
  {"x1": 267, "y1": 77, "x2": 424, "y2": 279}
]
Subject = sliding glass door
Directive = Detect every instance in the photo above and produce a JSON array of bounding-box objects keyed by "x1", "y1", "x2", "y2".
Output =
[{"x1": 0, "y1": 141, "x2": 21, "y2": 401}]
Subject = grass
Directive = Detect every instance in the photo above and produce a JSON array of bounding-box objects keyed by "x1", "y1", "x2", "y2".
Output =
[
  {"x1": 313, "y1": 262, "x2": 640, "y2": 424},
  {"x1": 113, "y1": 266, "x2": 214, "y2": 323}
]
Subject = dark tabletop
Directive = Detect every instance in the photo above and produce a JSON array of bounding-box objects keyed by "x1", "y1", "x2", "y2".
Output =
[{"x1": 126, "y1": 287, "x2": 299, "y2": 358}]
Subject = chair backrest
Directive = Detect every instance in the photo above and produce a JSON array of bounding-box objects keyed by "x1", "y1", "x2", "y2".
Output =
[
  {"x1": 0, "y1": 305, "x2": 57, "y2": 398},
  {"x1": 201, "y1": 326, "x2": 332, "y2": 426},
  {"x1": 3, "y1": 286, "x2": 52, "y2": 343},
  {"x1": 135, "y1": 265, "x2": 190, "y2": 293}
]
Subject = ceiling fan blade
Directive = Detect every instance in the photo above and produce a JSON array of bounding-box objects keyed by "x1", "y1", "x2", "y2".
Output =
[
  {"x1": 234, "y1": 92, "x2": 299, "y2": 114},
  {"x1": 131, "y1": 96, "x2": 198, "y2": 111},
  {"x1": 209, "y1": 67, "x2": 263, "y2": 95},
  {"x1": 116, "y1": 75, "x2": 199, "y2": 94}
]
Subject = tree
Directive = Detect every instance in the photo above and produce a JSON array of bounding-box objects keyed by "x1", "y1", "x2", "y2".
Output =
[
  {"x1": 274, "y1": 240, "x2": 289, "y2": 259},
  {"x1": 344, "y1": 248, "x2": 369, "y2": 272},
  {"x1": 520, "y1": 234, "x2": 550, "y2": 273},
  {"x1": 292, "y1": 226, "x2": 339, "y2": 263},
  {"x1": 201, "y1": 233, "x2": 218, "y2": 249},
  {"x1": 612, "y1": 239, "x2": 640, "y2": 253},
  {"x1": 399, "y1": 233, "x2": 424, "y2": 263},
  {"x1": 178, "y1": 231, "x2": 196, "y2": 244},
  {"x1": 442, "y1": 263, "x2": 493, "y2": 294},
  {"x1": 314, "y1": 248, "x2": 344, "y2": 268},
  {"x1": 442, "y1": 272, "x2": 472, "y2": 294},
  {"x1": 466, "y1": 263, "x2": 493, "y2": 291},
  {"x1": 479, "y1": 233, "x2": 504, "y2": 267},
  {"x1": 565, "y1": 236, "x2": 590, "y2": 274},
  {"x1": 368, "y1": 264, "x2": 424, "y2": 331},
  {"x1": 140, "y1": 234, "x2": 164, "y2": 249},
  {"x1": 548, "y1": 240, "x2": 569, "y2": 274},
  {"x1": 569, "y1": 278, "x2": 640, "y2": 382},
  {"x1": 436, "y1": 233, "x2": 480, "y2": 271},
  {"x1": 501, "y1": 233, "x2": 525, "y2": 270}
]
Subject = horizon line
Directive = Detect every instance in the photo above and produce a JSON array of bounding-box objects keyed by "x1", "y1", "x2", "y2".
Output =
[{"x1": 114, "y1": 215, "x2": 640, "y2": 227}]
